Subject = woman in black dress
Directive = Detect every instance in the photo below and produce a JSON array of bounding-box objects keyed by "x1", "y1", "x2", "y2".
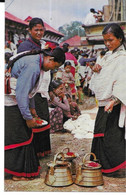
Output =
[
  {"x1": 17, "y1": 17, "x2": 52, "y2": 158},
  {"x1": 90, "y1": 23, "x2": 126, "y2": 176}
]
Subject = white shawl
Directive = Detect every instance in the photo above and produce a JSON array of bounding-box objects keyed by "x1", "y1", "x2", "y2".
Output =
[{"x1": 90, "y1": 45, "x2": 126, "y2": 137}]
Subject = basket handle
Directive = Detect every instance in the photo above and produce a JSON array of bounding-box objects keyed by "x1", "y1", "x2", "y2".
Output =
[
  {"x1": 53, "y1": 152, "x2": 64, "y2": 164},
  {"x1": 83, "y1": 153, "x2": 96, "y2": 165},
  {"x1": 62, "y1": 147, "x2": 70, "y2": 153}
]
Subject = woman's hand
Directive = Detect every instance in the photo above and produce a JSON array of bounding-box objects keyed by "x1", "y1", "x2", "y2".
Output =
[
  {"x1": 72, "y1": 115, "x2": 78, "y2": 120},
  {"x1": 26, "y1": 118, "x2": 37, "y2": 128},
  {"x1": 60, "y1": 93, "x2": 65, "y2": 98},
  {"x1": 30, "y1": 108, "x2": 38, "y2": 117},
  {"x1": 87, "y1": 76, "x2": 91, "y2": 81},
  {"x1": 92, "y1": 64, "x2": 102, "y2": 73},
  {"x1": 104, "y1": 100, "x2": 115, "y2": 113}
]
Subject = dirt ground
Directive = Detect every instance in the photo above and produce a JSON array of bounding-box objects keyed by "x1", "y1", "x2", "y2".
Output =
[{"x1": 4, "y1": 97, "x2": 126, "y2": 192}]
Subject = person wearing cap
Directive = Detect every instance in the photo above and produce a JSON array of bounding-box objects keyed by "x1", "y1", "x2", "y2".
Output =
[
  {"x1": 83, "y1": 8, "x2": 97, "y2": 25},
  {"x1": 79, "y1": 53, "x2": 89, "y2": 66},
  {"x1": 5, "y1": 47, "x2": 65, "y2": 181}
]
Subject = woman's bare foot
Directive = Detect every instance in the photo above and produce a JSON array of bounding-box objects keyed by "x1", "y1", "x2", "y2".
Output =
[{"x1": 12, "y1": 176, "x2": 34, "y2": 181}]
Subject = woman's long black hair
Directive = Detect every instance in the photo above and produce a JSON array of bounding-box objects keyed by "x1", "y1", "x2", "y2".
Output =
[
  {"x1": 102, "y1": 23, "x2": 126, "y2": 48},
  {"x1": 7, "y1": 47, "x2": 65, "y2": 70}
]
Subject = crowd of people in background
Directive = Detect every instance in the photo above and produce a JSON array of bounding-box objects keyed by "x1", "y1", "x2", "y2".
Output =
[
  {"x1": 5, "y1": 31, "x2": 106, "y2": 107},
  {"x1": 5, "y1": 31, "x2": 108, "y2": 131},
  {"x1": 53, "y1": 42, "x2": 106, "y2": 104}
]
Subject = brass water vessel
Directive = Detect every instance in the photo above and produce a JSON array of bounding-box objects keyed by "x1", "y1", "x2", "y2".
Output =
[
  {"x1": 75, "y1": 152, "x2": 104, "y2": 187},
  {"x1": 45, "y1": 152, "x2": 73, "y2": 187}
]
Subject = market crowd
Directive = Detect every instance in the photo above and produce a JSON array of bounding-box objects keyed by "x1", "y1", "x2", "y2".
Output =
[{"x1": 5, "y1": 17, "x2": 126, "y2": 181}]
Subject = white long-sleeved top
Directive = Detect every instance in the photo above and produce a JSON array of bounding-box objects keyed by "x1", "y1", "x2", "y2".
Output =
[{"x1": 90, "y1": 45, "x2": 126, "y2": 105}]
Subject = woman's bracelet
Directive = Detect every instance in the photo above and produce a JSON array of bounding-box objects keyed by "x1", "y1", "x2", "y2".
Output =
[{"x1": 111, "y1": 96, "x2": 120, "y2": 104}]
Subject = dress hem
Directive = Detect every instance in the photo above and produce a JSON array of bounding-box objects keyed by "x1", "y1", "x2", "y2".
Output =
[
  {"x1": 94, "y1": 133, "x2": 104, "y2": 137},
  {"x1": 102, "y1": 161, "x2": 126, "y2": 173},
  {"x1": 5, "y1": 166, "x2": 41, "y2": 177}
]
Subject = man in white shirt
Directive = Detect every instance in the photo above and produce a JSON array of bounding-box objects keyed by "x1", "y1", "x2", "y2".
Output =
[{"x1": 84, "y1": 8, "x2": 97, "y2": 25}]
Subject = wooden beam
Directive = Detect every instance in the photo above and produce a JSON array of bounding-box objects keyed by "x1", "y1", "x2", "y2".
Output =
[{"x1": 116, "y1": 0, "x2": 121, "y2": 21}]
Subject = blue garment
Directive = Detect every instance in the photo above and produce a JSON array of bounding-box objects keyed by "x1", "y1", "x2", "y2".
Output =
[
  {"x1": 17, "y1": 35, "x2": 41, "y2": 53},
  {"x1": 79, "y1": 57, "x2": 86, "y2": 66},
  {"x1": 79, "y1": 57, "x2": 96, "y2": 66},
  {"x1": 11, "y1": 54, "x2": 42, "y2": 120}
]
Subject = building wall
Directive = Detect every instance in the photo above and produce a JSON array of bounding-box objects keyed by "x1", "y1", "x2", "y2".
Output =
[
  {"x1": 123, "y1": 0, "x2": 126, "y2": 20},
  {"x1": 108, "y1": 0, "x2": 126, "y2": 21}
]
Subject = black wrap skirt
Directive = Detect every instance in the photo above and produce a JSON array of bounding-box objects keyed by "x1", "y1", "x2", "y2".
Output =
[
  {"x1": 5, "y1": 105, "x2": 40, "y2": 177},
  {"x1": 91, "y1": 104, "x2": 126, "y2": 173},
  {"x1": 32, "y1": 93, "x2": 51, "y2": 157}
]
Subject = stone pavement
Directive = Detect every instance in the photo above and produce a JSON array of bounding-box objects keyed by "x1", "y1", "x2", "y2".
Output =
[{"x1": 4, "y1": 112, "x2": 125, "y2": 192}]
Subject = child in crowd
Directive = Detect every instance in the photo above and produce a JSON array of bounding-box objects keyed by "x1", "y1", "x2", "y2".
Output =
[
  {"x1": 48, "y1": 79, "x2": 70, "y2": 133},
  {"x1": 48, "y1": 79, "x2": 81, "y2": 133},
  {"x1": 62, "y1": 61, "x2": 75, "y2": 99}
]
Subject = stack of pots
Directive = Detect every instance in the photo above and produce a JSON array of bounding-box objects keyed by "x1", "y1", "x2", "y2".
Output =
[{"x1": 44, "y1": 152, "x2": 73, "y2": 187}]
